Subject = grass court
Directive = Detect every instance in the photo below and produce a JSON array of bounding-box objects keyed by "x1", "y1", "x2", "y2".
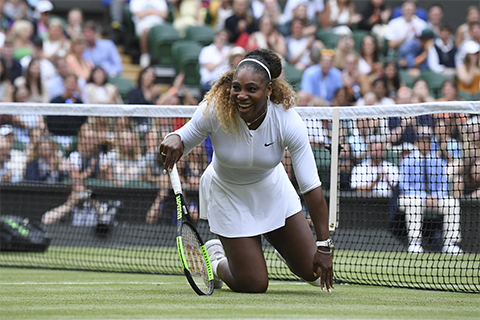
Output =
[{"x1": 1, "y1": 267, "x2": 479, "y2": 320}]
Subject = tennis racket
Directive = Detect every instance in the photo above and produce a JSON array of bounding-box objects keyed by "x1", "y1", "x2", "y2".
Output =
[{"x1": 168, "y1": 164, "x2": 214, "y2": 295}]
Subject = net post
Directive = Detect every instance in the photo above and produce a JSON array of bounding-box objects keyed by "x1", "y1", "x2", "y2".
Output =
[{"x1": 328, "y1": 107, "x2": 340, "y2": 232}]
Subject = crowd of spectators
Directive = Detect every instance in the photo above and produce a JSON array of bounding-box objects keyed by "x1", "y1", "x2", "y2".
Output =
[{"x1": 0, "y1": 0, "x2": 479, "y2": 237}]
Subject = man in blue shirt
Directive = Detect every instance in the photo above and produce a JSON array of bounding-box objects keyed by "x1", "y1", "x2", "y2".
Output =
[
  {"x1": 398, "y1": 126, "x2": 462, "y2": 254},
  {"x1": 299, "y1": 49, "x2": 343, "y2": 104},
  {"x1": 82, "y1": 21, "x2": 123, "y2": 77}
]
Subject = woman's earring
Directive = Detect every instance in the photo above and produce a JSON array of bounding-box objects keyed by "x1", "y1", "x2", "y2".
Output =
[{"x1": 267, "y1": 96, "x2": 270, "y2": 104}]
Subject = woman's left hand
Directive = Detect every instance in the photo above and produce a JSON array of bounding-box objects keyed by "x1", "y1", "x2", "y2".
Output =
[{"x1": 313, "y1": 250, "x2": 334, "y2": 292}]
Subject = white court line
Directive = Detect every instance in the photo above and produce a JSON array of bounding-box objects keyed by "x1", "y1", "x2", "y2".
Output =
[
  {"x1": 0, "y1": 281, "x2": 173, "y2": 285},
  {"x1": 269, "y1": 282, "x2": 308, "y2": 286},
  {"x1": 2, "y1": 281, "x2": 308, "y2": 286}
]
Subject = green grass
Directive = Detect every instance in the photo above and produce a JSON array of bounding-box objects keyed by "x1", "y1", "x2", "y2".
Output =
[
  {"x1": 1, "y1": 267, "x2": 479, "y2": 320},
  {"x1": 2, "y1": 247, "x2": 479, "y2": 292}
]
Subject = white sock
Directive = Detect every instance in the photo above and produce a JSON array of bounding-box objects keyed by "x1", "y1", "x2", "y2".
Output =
[{"x1": 210, "y1": 257, "x2": 226, "y2": 277}]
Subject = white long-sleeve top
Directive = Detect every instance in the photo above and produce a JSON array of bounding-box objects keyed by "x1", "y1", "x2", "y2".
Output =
[{"x1": 175, "y1": 100, "x2": 321, "y2": 194}]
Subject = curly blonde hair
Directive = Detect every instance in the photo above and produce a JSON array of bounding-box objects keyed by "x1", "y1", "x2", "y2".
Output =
[{"x1": 201, "y1": 49, "x2": 297, "y2": 134}]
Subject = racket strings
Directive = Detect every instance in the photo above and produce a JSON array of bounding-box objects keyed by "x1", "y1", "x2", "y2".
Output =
[{"x1": 181, "y1": 224, "x2": 213, "y2": 293}]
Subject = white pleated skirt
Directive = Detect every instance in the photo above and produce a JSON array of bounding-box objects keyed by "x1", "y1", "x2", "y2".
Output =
[{"x1": 199, "y1": 163, "x2": 302, "y2": 238}]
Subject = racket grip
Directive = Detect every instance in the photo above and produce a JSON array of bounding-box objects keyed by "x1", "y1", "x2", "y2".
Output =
[{"x1": 169, "y1": 164, "x2": 183, "y2": 195}]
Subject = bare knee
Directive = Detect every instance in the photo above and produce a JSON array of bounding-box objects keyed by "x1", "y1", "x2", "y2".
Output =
[
  {"x1": 219, "y1": 264, "x2": 268, "y2": 293},
  {"x1": 234, "y1": 276, "x2": 269, "y2": 293},
  {"x1": 219, "y1": 236, "x2": 269, "y2": 293}
]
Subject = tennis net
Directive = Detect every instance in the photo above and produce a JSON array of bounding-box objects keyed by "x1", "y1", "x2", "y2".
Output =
[{"x1": 0, "y1": 101, "x2": 478, "y2": 293}]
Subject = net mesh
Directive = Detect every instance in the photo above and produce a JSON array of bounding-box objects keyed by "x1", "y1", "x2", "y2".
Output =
[{"x1": 0, "y1": 101, "x2": 479, "y2": 293}]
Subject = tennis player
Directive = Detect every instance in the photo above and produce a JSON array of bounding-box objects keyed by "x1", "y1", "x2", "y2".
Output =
[{"x1": 160, "y1": 49, "x2": 333, "y2": 293}]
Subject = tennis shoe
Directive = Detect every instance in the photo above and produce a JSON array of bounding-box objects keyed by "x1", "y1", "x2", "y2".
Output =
[
  {"x1": 205, "y1": 239, "x2": 225, "y2": 289},
  {"x1": 408, "y1": 242, "x2": 424, "y2": 253},
  {"x1": 442, "y1": 242, "x2": 463, "y2": 255}
]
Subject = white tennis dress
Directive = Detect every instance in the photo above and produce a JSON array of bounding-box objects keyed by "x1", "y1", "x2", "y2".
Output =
[{"x1": 174, "y1": 101, "x2": 321, "y2": 237}]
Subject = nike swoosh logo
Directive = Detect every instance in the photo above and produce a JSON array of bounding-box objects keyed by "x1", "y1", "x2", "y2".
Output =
[{"x1": 264, "y1": 142, "x2": 274, "y2": 147}]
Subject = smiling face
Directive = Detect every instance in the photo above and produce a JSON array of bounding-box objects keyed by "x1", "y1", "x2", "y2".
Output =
[{"x1": 231, "y1": 66, "x2": 272, "y2": 125}]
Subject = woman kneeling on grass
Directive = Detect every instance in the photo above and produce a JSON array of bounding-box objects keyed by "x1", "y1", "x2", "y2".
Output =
[{"x1": 160, "y1": 49, "x2": 334, "y2": 293}]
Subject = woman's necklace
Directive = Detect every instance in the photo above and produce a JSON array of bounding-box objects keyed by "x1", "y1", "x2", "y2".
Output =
[{"x1": 245, "y1": 107, "x2": 267, "y2": 126}]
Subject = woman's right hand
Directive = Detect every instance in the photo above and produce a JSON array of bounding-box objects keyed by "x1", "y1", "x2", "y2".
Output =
[{"x1": 159, "y1": 134, "x2": 184, "y2": 172}]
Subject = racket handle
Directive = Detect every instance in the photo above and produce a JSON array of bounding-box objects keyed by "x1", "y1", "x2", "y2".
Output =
[{"x1": 169, "y1": 164, "x2": 183, "y2": 195}]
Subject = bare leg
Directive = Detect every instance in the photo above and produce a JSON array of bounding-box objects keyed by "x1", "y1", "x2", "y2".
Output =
[
  {"x1": 264, "y1": 212, "x2": 318, "y2": 282},
  {"x1": 217, "y1": 235, "x2": 269, "y2": 293}
]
